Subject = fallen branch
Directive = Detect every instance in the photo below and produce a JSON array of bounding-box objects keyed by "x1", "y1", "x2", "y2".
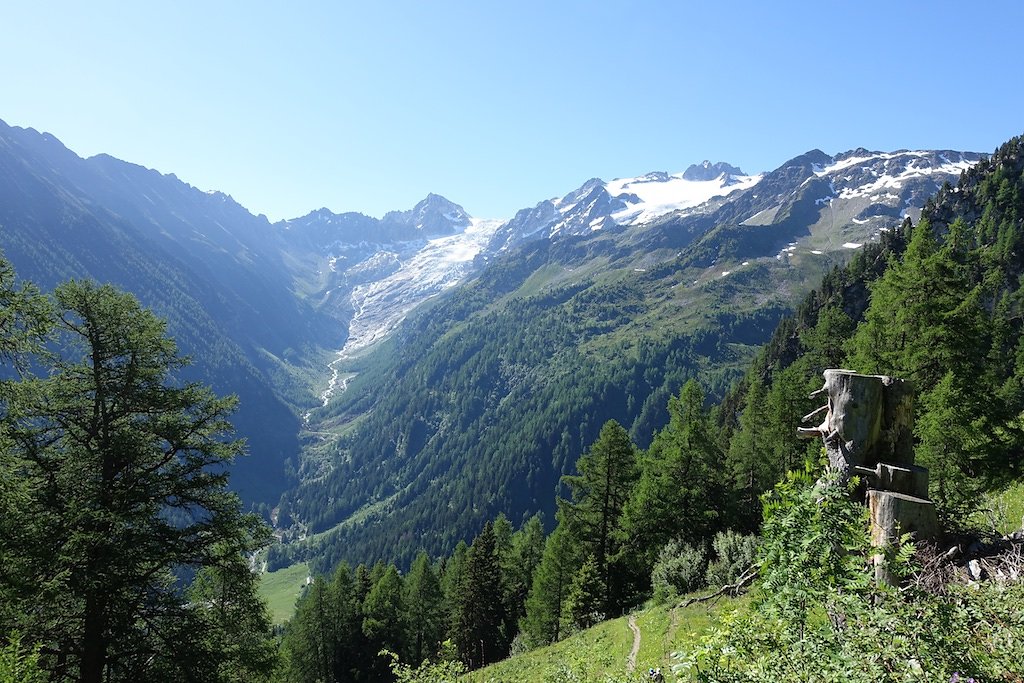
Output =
[{"x1": 675, "y1": 566, "x2": 758, "y2": 608}]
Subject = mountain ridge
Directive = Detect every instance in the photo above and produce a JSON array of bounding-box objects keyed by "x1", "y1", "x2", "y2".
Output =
[{"x1": 0, "y1": 116, "x2": 986, "y2": 558}]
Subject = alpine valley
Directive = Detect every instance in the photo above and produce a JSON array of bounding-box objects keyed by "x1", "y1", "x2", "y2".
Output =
[{"x1": 0, "y1": 117, "x2": 982, "y2": 570}]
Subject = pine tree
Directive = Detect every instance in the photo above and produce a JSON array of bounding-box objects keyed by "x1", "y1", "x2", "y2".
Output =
[
  {"x1": 403, "y1": 551, "x2": 444, "y2": 665},
  {"x1": 454, "y1": 522, "x2": 506, "y2": 669},
  {"x1": 1, "y1": 280, "x2": 272, "y2": 682},
  {"x1": 559, "y1": 420, "x2": 639, "y2": 615}
]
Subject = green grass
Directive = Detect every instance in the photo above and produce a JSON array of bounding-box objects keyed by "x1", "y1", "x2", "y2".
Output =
[
  {"x1": 258, "y1": 561, "x2": 309, "y2": 625},
  {"x1": 986, "y1": 479, "x2": 1024, "y2": 534},
  {"x1": 465, "y1": 596, "x2": 743, "y2": 682}
]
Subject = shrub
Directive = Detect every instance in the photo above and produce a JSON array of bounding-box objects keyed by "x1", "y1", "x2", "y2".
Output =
[
  {"x1": 651, "y1": 539, "x2": 709, "y2": 603},
  {"x1": 704, "y1": 530, "x2": 758, "y2": 588},
  {"x1": 675, "y1": 466, "x2": 1024, "y2": 681}
]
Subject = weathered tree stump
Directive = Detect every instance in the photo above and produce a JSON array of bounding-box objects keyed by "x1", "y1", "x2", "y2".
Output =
[
  {"x1": 797, "y1": 369, "x2": 937, "y2": 584},
  {"x1": 797, "y1": 369, "x2": 915, "y2": 477}
]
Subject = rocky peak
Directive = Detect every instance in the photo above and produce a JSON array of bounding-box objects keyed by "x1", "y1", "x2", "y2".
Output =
[{"x1": 682, "y1": 160, "x2": 746, "y2": 182}]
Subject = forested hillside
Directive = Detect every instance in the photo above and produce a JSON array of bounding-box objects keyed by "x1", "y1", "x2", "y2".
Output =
[
  {"x1": 4, "y1": 129, "x2": 1023, "y2": 681},
  {"x1": 274, "y1": 135, "x2": 1024, "y2": 682},
  {"x1": 273, "y1": 147, "x2": 975, "y2": 571},
  {"x1": 0, "y1": 266, "x2": 278, "y2": 682}
]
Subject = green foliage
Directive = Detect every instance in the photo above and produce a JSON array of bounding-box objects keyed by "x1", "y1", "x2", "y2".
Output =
[
  {"x1": 363, "y1": 565, "x2": 406, "y2": 676},
  {"x1": 502, "y1": 514, "x2": 547, "y2": 643},
  {"x1": 560, "y1": 420, "x2": 640, "y2": 615},
  {"x1": 186, "y1": 557, "x2": 280, "y2": 682},
  {"x1": 0, "y1": 276, "x2": 276, "y2": 682},
  {"x1": 522, "y1": 522, "x2": 578, "y2": 647},
  {"x1": 650, "y1": 540, "x2": 709, "y2": 604},
  {"x1": 455, "y1": 521, "x2": 507, "y2": 669},
  {"x1": 678, "y1": 469, "x2": 1024, "y2": 681},
  {"x1": 284, "y1": 236, "x2": 787, "y2": 571},
  {"x1": 0, "y1": 633, "x2": 46, "y2": 683},
  {"x1": 563, "y1": 555, "x2": 606, "y2": 633},
  {"x1": 441, "y1": 541, "x2": 469, "y2": 637},
  {"x1": 620, "y1": 380, "x2": 725, "y2": 581},
  {"x1": 381, "y1": 640, "x2": 466, "y2": 682},
  {"x1": 403, "y1": 551, "x2": 444, "y2": 665},
  {"x1": 703, "y1": 531, "x2": 758, "y2": 589}
]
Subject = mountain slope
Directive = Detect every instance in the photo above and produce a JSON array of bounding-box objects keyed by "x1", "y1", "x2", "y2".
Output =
[
  {"x1": 0, "y1": 119, "x2": 333, "y2": 503},
  {"x1": 273, "y1": 147, "x2": 980, "y2": 571}
]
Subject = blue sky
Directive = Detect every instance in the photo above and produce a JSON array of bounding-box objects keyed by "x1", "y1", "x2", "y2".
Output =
[{"x1": 2, "y1": 1, "x2": 1021, "y2": 221}]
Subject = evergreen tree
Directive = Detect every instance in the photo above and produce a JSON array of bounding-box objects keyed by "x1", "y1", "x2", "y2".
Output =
[
  {"x1": 559, "y1": 420, "x2": 639, "y2": 615},
  {"x1": 454, "y1": 522, "x2": 506, "y2": 669},
  {"x1": 439, "y1": 541, "x2": 468, "y2": 637},
  {"x1": 328, "y1": 563, "x2": 365, "y2": 683},
  {"x1": 403, "y1": 551, "x2": 444, "y2": 665},
  {"x1": 619, "y1": 380, "x2": 723, "y2": 581},
  {"x1": 184, "y1": 555, "x2": 279, "y2": 682},
  {"x1": 501, "y1": 514, "x2": 545, "y2": 644},
  {"x1": 725, "y1": 376, "x2": 775, "y2": 530},
  {"x1": 281, "y1": 578, "x2": 334, "y2": 683},
  {"x1": 0, "y1": 256, "x2": 55, "y2": 640},
  {"x1": 520, "y1": 520, "x2": 577, "y2": 647},
  {"x1": 562, "y1": 555, "x2": 605, "y2": 632},
  {"x1": 362, "y1": 565, "x2": 406, "y2": 680},
  {"x1": 1, "y1": 280, "x2": 271, "y2": 682},
  {"x1": 847, "y1": 219, "x2": 1007, "y2": 508}
]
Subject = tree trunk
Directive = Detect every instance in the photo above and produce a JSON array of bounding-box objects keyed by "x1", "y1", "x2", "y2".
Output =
[
  {"x1": 798, "y1": 369, "x2": 914, "y2": 477},
  {"x1": 80, "y1": 593, "x2": 106, "y2": 683}
]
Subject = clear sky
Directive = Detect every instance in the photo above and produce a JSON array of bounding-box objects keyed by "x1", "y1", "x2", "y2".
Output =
[{"x1": 2, "y1": 1, "x2": 1021, "y2": 221}]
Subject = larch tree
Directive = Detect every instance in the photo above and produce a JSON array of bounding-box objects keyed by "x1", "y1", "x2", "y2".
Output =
[
  {"x1": 454, "y1": 522, "x2": 506, "y2": 669},
  {"x1": 403, "y1": 551, "x2": 444, "y2": 665},
  {"x1": 559, "y1": 419, "x2": 638, "y2": 615},
  {"x1": 1, "y1": 280, "x2": 273, "y2": 682}
]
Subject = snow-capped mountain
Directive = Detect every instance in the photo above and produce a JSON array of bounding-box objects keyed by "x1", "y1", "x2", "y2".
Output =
[
  {"x1": 487, "y1": 162, "x2": 759, "y2": 252},
  {"x1": 282, "y1": 149, "x2": 982, "y2": 374},
  {"x1": 278, "y1": 195, "x2": 502, "y2": 362},
  {"x1": 728, "y1": 148, "x2": 981, "y2": 260}
]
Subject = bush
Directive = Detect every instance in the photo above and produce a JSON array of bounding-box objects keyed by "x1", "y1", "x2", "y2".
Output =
[
  {"x1": 675, "y1": 467, "x2": 1024, "y2": 682},
  {"x1": 651, "y1": 539, "x2": 709, "y2": 603},
  {"x1": 0, "y1": 632, "x2": 46, "y2": 683},
  {"x1": 704, "y1": 530, "x2": 758, "y2": 588}
]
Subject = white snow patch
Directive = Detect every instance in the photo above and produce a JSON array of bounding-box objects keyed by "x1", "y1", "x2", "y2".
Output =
[
  {"x1": 342, "y1": 217, "x2": 502, "y2": 354},
  {"x1": 811, "y1": 250, "x2": 824, "y2": 255},
  {"x1": 852, "y1": 218, "x2": 869, "y2": 225},
  {"x1": 833, "y1": 155, "x2": 973, "y2": 201},
  {"x1": 741, "y1": 261, "x2": 750, "y2": 266},
  {"x1": 604, "y1": 172, "x2": 762, "y2": 225},
  {"x1": 842, "y1": 242, "x2": 863, "y2": 249},
  {"x1": 721, "y1": 271, "x2": 731, "y2": 277}
]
